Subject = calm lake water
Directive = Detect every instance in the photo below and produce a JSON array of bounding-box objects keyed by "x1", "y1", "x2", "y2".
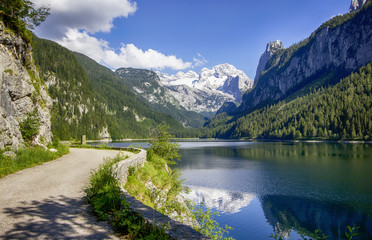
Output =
[{"x1": 96, "y1": 141, "x2": 372, "y2": 239}]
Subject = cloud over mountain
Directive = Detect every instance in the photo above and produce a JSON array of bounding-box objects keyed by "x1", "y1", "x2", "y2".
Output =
[
  {"x1": 58, "y1": 29, "x2": 192, "y2": 70},
  {"x1": 33, "y1": 0, "x2": 137, "y2": 38},
  {"x1": 33, "y1": 0, "x2": 200, "y2": 70}
]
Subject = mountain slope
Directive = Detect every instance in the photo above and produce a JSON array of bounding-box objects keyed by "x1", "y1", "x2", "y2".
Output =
[
  {"x1": 32, "y1": 36, "x2": 183, "y2": 140},
  {"x1": 115, "y1": 68, "x2": 206, "y2": 128},
  {"x1": 157, "y1": 64, "x2": 253, "y2": 116},
  {"x1": 235, "y1": 2, "x2": 372, "y2": 114},
  {"x1": 203, "y1": 1, "x2": 372, "y2": 140},
  {"x1": 202, "y1": 63, "x2": 372, "y2": 140}
]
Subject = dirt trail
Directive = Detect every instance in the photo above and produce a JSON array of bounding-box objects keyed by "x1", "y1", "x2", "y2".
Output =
[{"x1": 0, "y1": 148, "x2": 130, "y2": 239}]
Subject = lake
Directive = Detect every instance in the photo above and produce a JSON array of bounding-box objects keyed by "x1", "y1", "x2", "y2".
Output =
[{"x1": 95, "y1": 141, "x2": 372, "y2": 239}]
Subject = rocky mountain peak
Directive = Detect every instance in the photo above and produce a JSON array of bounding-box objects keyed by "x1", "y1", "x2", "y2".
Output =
[
  {"x1": 196, "y1": 63, "x2": 252, "y2": 92},
  {"x1": 349, "y1": 0, "x2": 368, "y2": 12},
  {"x1": 254, "y1": 40, "x2": 284, "y2": 82},
  {"x1": 266, "y1": 40, "x2": 284, "y2": 53},
  {"x1": 157, "y1": 63, "x2": 253, "y2": 116}
]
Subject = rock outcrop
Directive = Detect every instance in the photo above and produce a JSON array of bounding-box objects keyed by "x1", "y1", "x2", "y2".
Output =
[
  {"x1": 254, "y1": 40, "x2": 284, "y2": 82},
  {"x1": 0, "y1": 22, "x2": 53, "y2": 149},
  {"x1": 349, "y1": 0, "x2": 369, "y2": 12},
  {"x1": 239, "y1": 3, "x2": 372, "y2": 113}
]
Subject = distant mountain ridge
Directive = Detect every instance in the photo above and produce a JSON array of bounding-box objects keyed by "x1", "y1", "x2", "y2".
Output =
[
  {"x1": 157, "y1": 64, "x2": 253, "y2": 117},
  {"x1": 115, "y1": 68, "x2": 206, "y2": 128}
]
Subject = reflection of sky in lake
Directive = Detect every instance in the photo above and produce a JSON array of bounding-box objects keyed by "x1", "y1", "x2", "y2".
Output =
[
  {"x1": 185, "y1": 186, "x2": 255, "y2": 214},
  {"x1": 177, "y1": 141, "x2": 372, "y2": 240},
  {"x1": 93, "y1": 141, "x2": 372, "y2": 239}
]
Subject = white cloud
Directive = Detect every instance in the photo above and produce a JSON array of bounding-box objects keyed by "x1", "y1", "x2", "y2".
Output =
[
  {"x1": 33, "y1": 0, "x2": 137, "y2": 38},
  {"x1": 193, "y1": 53, "x2": 208, "y2": 67},
  {"x1": 58, "y1": 29, "x2": 193, "y2": 70},
  {"x1": 33, "y1": 0, "x2": 199, "y2": 71}
]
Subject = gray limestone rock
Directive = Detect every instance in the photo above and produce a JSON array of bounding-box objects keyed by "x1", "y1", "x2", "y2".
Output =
[
  {"x1": 2, "y1": 151, "x2": 16, "y2": 159},
  {"x1": 254, "y1": 40, "x2": 284, "y2": 82},
  {"x1": 349, "y1": 0, "x2": 368, "y2": 12},
  {"x1": 0, "y1": 22, "x2": 53, "y2": 149},
  {"x1": 241, "y1": 5, "x2": 372, "y2": 112}
]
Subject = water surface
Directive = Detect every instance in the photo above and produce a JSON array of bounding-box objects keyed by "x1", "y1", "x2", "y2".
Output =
[
  {"x1": 176, "y1": 141, "x2": 372, "y2": 239},
  {"x1": 95, "y1": 140, "x2": 372, "y2": 239}
]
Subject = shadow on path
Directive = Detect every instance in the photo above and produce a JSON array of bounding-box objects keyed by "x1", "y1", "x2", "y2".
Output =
[{"x1": 1, "y1": 195, "x2": 115, "y2": 239}]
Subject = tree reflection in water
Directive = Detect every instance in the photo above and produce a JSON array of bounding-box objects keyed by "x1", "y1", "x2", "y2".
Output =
[{"x1": 260, "y1": 195, "x2": 372, "y2": 239}]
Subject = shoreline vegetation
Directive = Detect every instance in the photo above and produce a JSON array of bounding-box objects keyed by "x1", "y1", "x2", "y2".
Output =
[
  {"x1": 85, "y1": 124, "x2": 234, "y2": 240},
  {"x1": 0, "y1": 124, "x2": 365, "y2": 239},
  {"x1": 84, "y1": 125, "x2": 364, "y2": 239},
  {"x1": 84, "y1": 138, "x2": 372, "y2": 144}
]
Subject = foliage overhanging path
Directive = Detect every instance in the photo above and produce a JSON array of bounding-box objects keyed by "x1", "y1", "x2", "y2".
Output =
[{"x1": 0, "y1": 148, "x2": 130, "y2": 239}]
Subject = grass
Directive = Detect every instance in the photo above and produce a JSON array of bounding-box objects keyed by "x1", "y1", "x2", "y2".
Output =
[
  {"x1": 85, "y1": 154, "x2": 170, "y2": 239},
  {"x1": 71, "y1": 142, "x2": 141, "y2": 154},
  {"x1": 125, "y1": 152, "x2": 192, "y2": 222},
  {"x1": 0, "y1": 142, "x2": 69, "y2": 178}
]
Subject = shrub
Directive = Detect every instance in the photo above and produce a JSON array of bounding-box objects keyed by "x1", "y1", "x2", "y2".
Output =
[
  {"x1": 85, "y1": 154, "x2": 170, "y2": 238},
  {"x1": 19, "y1": 108, "x2": 40, "y2": 143}
]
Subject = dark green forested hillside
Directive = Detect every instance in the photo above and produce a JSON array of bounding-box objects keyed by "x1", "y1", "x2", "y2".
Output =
[
  {"x1": 32, "y1": 36, "x2": 105, "y2": 140},
  {"x1": 32, "y1": 36, "x2": 183, "y2": 140},
  {"x1": 201, "y1": 63, "x2": 372, "y2": 140},
  {"x1": 73, "y1": 52, "x2": 183, "y2": 138}
]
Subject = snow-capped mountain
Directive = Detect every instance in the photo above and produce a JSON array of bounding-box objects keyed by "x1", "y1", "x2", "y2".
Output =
[
  {"x1": 115, "y1": 68, "x2": 206, "y2": 128},
  {"x1": 157, "y1": 70, "x2": 199, "y2": 87},
  {"x1": 196, "y1": 64, "x2": 253, "y2": 94},
  {"x1": 157, "y1": 64, "x2": 253, "y2": 116},
  {"x1": 164, "y1": 84, "x2": 235, "y2": 117}
]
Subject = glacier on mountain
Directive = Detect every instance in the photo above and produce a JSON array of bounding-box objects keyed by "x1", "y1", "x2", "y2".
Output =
[{"x1": 157, "y1": 63, "x2": 253, "y2": 116}]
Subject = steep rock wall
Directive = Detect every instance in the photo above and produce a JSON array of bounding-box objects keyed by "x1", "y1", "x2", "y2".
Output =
[
  {"x1": 240, "y1": 4, "x2": 372, "y2": 112},
  {"x1": 254, "y1": 40, "x2": 284, "y2": 82},
  {"x1": 0, "y1": 23, "x2": 52, "y2": 149}
]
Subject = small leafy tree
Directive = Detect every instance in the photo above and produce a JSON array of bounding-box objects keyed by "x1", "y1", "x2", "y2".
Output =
[
  {"x1": 19, "y1": 108, "x2": 40, "y2": 143},
  {"x1": 190, "y1": 202, "x2": 234, "y2": 240},
  {"x1": 0, "y1": 0, "x2": 49, "y2": 41},
  {"x1": 148, "y1": 123, "x2": 180, "y2": 165}
]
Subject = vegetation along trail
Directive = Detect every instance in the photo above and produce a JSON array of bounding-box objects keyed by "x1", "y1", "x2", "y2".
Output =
[{"x1": 0, "y1": 148, "x2": 130, "y2": 239}]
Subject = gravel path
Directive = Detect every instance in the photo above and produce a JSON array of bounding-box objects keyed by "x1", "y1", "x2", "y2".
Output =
[{"x1": 0, "y1": 148, "x2": 131, "y2": 239}]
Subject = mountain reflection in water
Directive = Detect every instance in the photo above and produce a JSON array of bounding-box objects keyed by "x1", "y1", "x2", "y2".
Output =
[
  {"x1": 185, "y1": 186, "x2": 255, "y2": 214},
  {"x1": 100, "y1": 141, "x2": 372, "y2": 239},
  {"x1": 176, "y1": 141, "x2": 372, "y2": 239},
  {"x1": 260, "y1": 195, "x2": 372, "y2": 240}
]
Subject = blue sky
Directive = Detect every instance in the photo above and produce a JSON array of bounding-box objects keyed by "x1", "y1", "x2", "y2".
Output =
[{"x1": 34, "y1": 0, "x2": 351, "y2": 79}]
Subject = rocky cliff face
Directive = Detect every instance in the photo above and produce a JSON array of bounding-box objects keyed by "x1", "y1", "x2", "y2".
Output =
[
  {"x1": 240, "y1": 3, "x2": 372, "y2": 113},
  {"x1": 349, "y1": 0, "x2": 368, "y2": 12},
  {"x1": 0, "y1": 23, "x2": 52, "y2": 149},
  {"x1": 254, "y1": 40, "x2": 284, "y2": 82}
]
